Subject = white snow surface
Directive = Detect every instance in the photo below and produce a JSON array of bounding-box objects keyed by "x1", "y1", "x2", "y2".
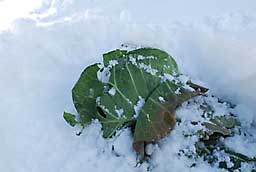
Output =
[{"x1": 1, "y1": 0, "x2": 256, "y2": 171}]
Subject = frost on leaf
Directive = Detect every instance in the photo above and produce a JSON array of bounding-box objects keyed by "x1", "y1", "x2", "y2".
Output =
[{"x1": 64, "y1": 48, "x2": 206, "y2": 155}]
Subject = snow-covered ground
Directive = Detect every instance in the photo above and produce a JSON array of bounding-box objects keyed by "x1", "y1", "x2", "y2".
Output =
[{"x1": 1, "y1": 0, "x2": 256, "y2": 171}]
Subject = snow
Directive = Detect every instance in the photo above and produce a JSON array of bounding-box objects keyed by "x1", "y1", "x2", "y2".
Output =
[
  {"x1": 225, "y1": 130, "x2": 256, "y2": 158},
  {"x1": 150, "y1": 103, "x2": 214, "y2": 172},
  {"x1": 1, "y1": 0, "x2": 256, "y2": 172},
  {"x1": 108, "y1": 87, "x2": 116, "y2": 96},
  {"x1": 175, "y1": 87, "x2": 181, "y2": 95},
  {"x1": 128, "y1": 55, "x2": 159, "y2": 76},
  {"x1": 231, "y1": 104, "x2": 255, "y2": 127},
  {"x1": 97, "y1": 67, "x2": 111, "y2": 83},
  {"x1": 0, "y1": 0, "x2": 43, "y2": 31},
  {"x1": 133, "y1": 96, "x2": 145, "y2": 119},
  {"x1": 145, "y1": 144, "x2": 155, "y2": 156},
  {"x1": 158, "y1": 96, "x2": 165, "y2": 103},
  {"x1": 138, "y1": 63, "x2": 158, "y2": 75},
  {"x1": 161, "y1": 73, "x2": 175, "y2": 82},
  {"x1": 114, "y1": 106, "x2": 124, "y2": 118},
  {"x1": 108, "y1": 60, "x2": 119, "y2": 67},
  {"x1": 137, "y1": 55, "x2": 156, "y2": 60},
  {"x1": 129, "y1": 56, "x2": 137, "y2": 65},
  {"x1": 178, "y1": 75, "x2": 190, "y2": 85}
]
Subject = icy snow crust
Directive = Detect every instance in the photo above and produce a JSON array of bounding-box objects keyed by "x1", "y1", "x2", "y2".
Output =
[{"x1": 1, "y1": 0, "x2": 256, "y2": 171}]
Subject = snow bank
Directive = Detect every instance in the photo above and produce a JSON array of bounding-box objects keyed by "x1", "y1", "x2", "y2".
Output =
[{"x1": 1, "y1": 0, "x2": 256, "y2": 171}]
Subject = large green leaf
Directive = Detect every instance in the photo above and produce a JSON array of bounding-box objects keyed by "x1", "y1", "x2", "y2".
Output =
[{"x1": 65, "y1": 48, "x2": 204, "y2": 154}]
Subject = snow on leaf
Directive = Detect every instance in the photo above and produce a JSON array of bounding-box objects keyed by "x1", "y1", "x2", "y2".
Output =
[{"x1": 127, "y1": 48, "x2": 179, "y2": 76}]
